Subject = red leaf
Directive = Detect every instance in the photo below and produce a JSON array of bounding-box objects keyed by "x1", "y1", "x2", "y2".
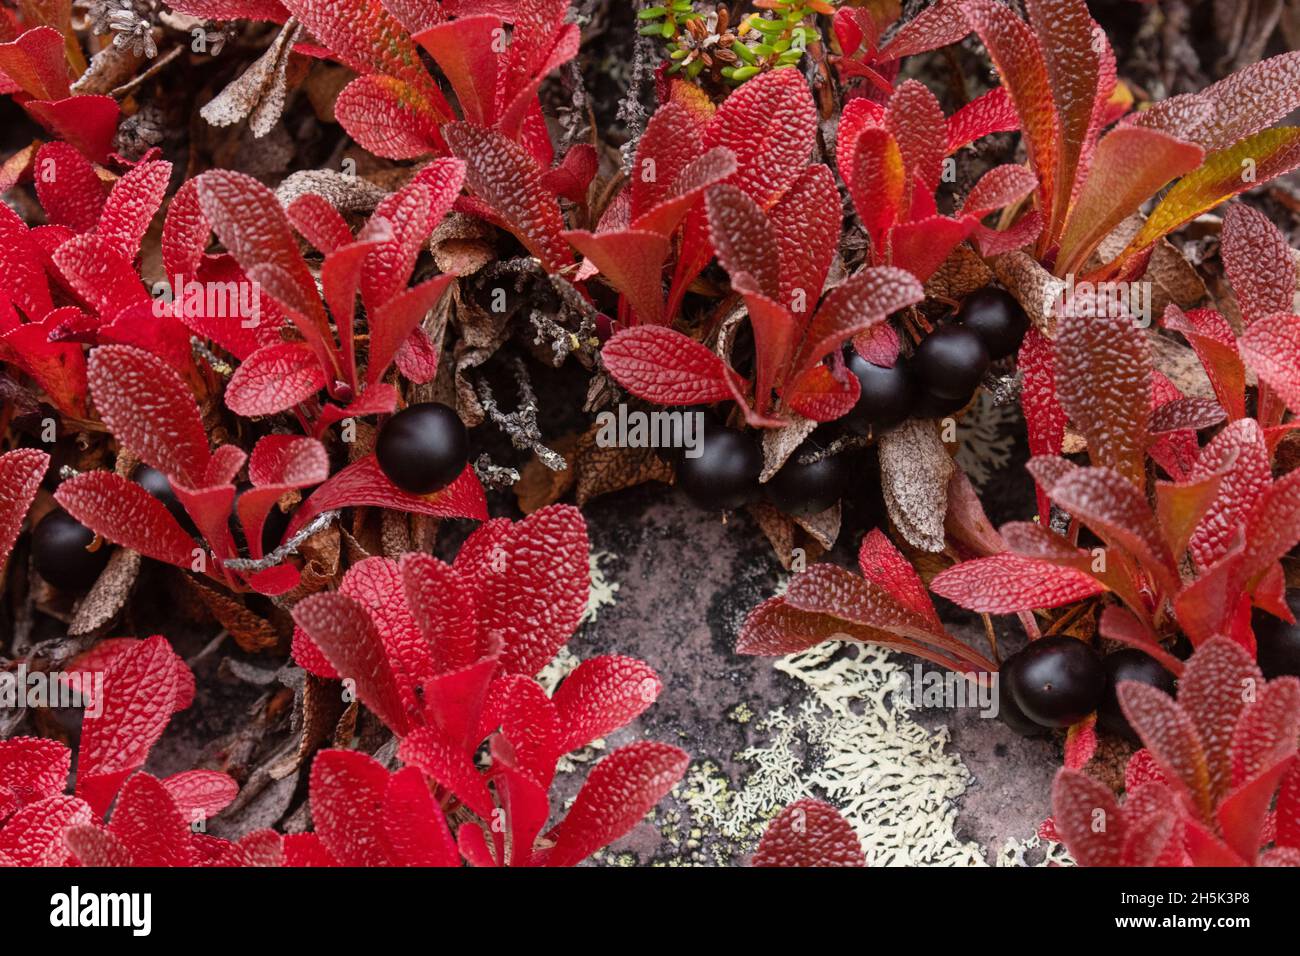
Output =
[
  {"x1": 334, "y1": 75, "x2": 447, "y2": 159},
  {"x1": 1118, "y1": 681, "x2": 1212, "y2": 821},
  {"x1": 473, "y1": 504, "x2": 589, "y2": 677},
  {"x1": 75, "y1": 636, "x2": 187, "y2": 817},
  {"x1": 752, "y1": 799, "x2": 865, "y2": 867},
  {"x1": 601, "y1": 325, "x2": 741, "y2": 405},
  {"x1": 737, "y1": 597, "x2": 869, "y2": 657},
  {"x1": 0, "y1": 204, "x2": 54, "y2": 319},
  {"x1": 225, "y1": 341, "x2": 327, "y2": 416},
  {"x1": 63, "y1": 824, "x2": 134, "y2": 866},
  {"x1": 627, "y1": 101, "x2": 705, "y2": 222},
  {"x1": 552, "y1": 656, "x2": 662, "y2": 753},
  {"x1": 857, "y1": 528, "x2": 942, "y2": 629},
  {"x1": 400, "y1": 552, "x2": 479, "y2": 673},
  {"x1": 0, "y1": 27, "x2": 70, "y2": 100},
  {"x1": 290, "y1": 591, "x2": 413, "y2": 736},
  {"x1": 1187, "y1": 418, "x2": 1271, "y2": 569},
  {"x1": 382, "y1": 766, "x2": 460, "y2": 866},
  {"x1": 287, "y1": 193, "x2": 354, "y2": 255},
  {"x1": 1221, "y1": 203, "x2": 1296, "y2": 325},
  {"x1": 414, "y1": 13, "x2": 501, "y2": 125},
  {"x1": 930, "y1": 552, "x2": 1105, "y2": 613},
  {"x1": 1054, "y1": 300, "x2": 1150, "y2": 488},
  {"x1": 52, "y1": 233, "x2": 150, "y2": 318},
  {"x1": 0, "y1": 448, "x2": 48, "y2": 578},
  {"x1": 945, "y1": 86, "x2": 1019, "y2": 153},
  {"x1": 845, "y1": 126, "x2": 905, "y2": 254},
  {"x1": 1240, "y1": 313, "x2": 1300, "y2": 412},
  {"x1": 544, "y1": 742, "x2": 688, "y2": 867},
  {"x1": 707, "y1": 184, "x2": 781, "y2": 300},
  {"x1": 397, "y1": 724, "x2": 495, "y2": 818},
  {"x1": 55, "y1": 471, "x2": 197, "y2": 568},
  {"x1": 1161, "y1": 305, "x2": 1247, "y2": 421},
  {"x1": 443, "y1": 122, "x2": 570, "y2": 272},
  {"x1": 0, "y1": 737, "x2": 69, "y2": 811},
  {"x1": 24, "y1": 96, "x2": 120, "y2": 165},
  {"x1": 162, "y1": 770, "x2": 239, "y2": 820},
  {"x1": 1050, "y1": 769, "x2": 1124, "y2": 866},
  {"x1": 33, "y1": 141, "x2": 105, "y2": 232},
  {"x1": 307, "y1": 750, "x2": 392, "y2": 867},
  {"x1": 793, "y1": 266, "x2": 924, "y2": 375},
  {"x1": 107, "y1": 773, "x2": 199, "y2": 866},
  {"x1": 0, "y1": 795, "x2": 92, "y2": 866},
  {"x1": 886, "y1": 79, "x2": 947, "y2": 193},
  {"x1": 565, "y1": 228, "x2": 671, "y2": 325},
  {"x1": 97, "y1": 159, "x2": 171, "y2": 260},
  {"x1": 704, "y1": 68, "x2": 816, "y2": 209},
  {"x1": 88, "y1": 344, "x2": 210, "y2": 485},
  {"x1": 287, "y1": 455, "x2": 487, "y2": 535}
]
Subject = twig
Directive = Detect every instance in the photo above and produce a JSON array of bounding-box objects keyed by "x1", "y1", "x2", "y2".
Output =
[
  {"x1": 473, "y1": 453, "x2": 521, "y2": 488},
  {"x1": 475, "y1": 357, "x2": 567, "y2": 471},
  {"x1": 221, "y1": 509, "x2": 340, "y2": 573}
]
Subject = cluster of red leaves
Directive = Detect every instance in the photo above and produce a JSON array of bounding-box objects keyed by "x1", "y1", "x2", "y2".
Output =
[
  {"x1": 596, "y1": 68, "x2": 929, "y2": 426},
  {"x1": 53, "y1": 343, "x2": 485, "y2": 596},
  {"x1": 829, "y1": 1, "x2": 970, "y2": 96},
  {"x1": 286, "y1": 505, "x2": 689, "y2": 866},
  {"x1": 949, "y1": 0, "x2": 1300, "y2": 280},
  {"x1": 1051, "y1": 638, "x2": 1300, "y2": 867},
  {"x1": 0, "y1": 16, "x2": 119, "y2": 163},
  {"x1": 751, "y1": 799, "x2": 865, "y2": 867},
  {"x1": 178, "y1": 164, "x2": 463, "y2": 430},
  {"x1": 933, "y1": 269, "x2": 1300, "y2": 662},
  {"x1": 838, "y1": 78, "x2": 1033, "y2": 277},
  {"x1": 0, "y1": 636, "x2": 243, "y2": 867},
  {"x1": 738, "y1": 528, "x2": 997, "y2": 674},
  {"x1": 0, "y1": 142, "x2": 176, "y2": 418}
]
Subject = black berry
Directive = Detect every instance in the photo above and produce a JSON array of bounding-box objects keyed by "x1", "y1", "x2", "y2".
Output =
[
  {"x1": 1252, "y1": 593, "x2": 1300, "y2": 679},
  {"x1": 1097, "y1": 649, "x2": 1177, "y2": 742},
  {"x1": 375, "y1": 402, "x2": 469, "y2": 495},
  {"x1": 1005, "y1": 636, "x2": 1105, "y2": 728},
  {"x1": 957, "y1": 287, "x2": 1029, "y2": 360},
  {"x1": 133, "y1": 464, "x2": 197, "y2": 537},
  {"x1": 32, "y1": 509, "x2": 111, "y2": 592},
  {"x1": 763, "y1": 442, "x2": 850, "y2": 517},
  {"x1": 677, "y1": 421, "x2": 761, "y2": 510},
  {"x1": 996, "y1": 654, "x2": 1048, "y2": 736},
  {"x1": 910, "y1": 388, "x2": 971, "y2": 420},
  {"x1": 912, "y1": 325, "x2": 989, "y2": 402},
  {"x1": 842, "y1": 350, "x2": 915, "y2": 434}
]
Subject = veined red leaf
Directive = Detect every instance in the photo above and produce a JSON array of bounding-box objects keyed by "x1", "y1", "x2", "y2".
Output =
[
  {"x1": 87, "y1": 345, "x2": 209, "y2": 486},
  {"x1": 846, "y1": 126, "x2": 905, "y2": 254},
  {"x1": 1054, "y1": 300, "x2": 1150, "y2": 488},
  {"x1": 0, "y1": 448, "x2": 48, "y2": 578},
  {"x1": 33, "y1": 141, "x2": 104, "y2": 232},
  {"x1": 945, "y1": 86, "x2": 1019, "y2": 154},
  {"x1": 552, "y1": 656, "x2": 662, "y2": 754},
  {"x1": 1221, "y1": 203, "x2": 1295, "y2": 325},
  {"x1": 97, "y1": 160, "x2": 171, "y2": 261},
  {"x1": 107, "y1": 773, "x2": 200, "y2": 866},
  {"x1": 1050, "y1": 769, "x2": 1125, "y2": 866},
  {"x1": 1240, "y1": 313, "x2": 1300, "y2": 412},
  {"x1": 382, "y1": 766, "x2": 459, "y2": 866},
  {"x1": 930, "y1": 552, "x2": 1105, "y2": 613},
  {"x1": 307, "y1": 750, "x2": 392, "y2": 867},
  {"x1": 443, "y1": 122, "x2": 570, "y2": 272},
  {"x1": 1118, "y1": 681, "x2": 1212, "y2": 821},
  {"x1": 334, "y1": 75, "x2": 447, "y2": 160},
  {"x1": 225, "y1": 341, "x2": 327, "y2": 417},
  {"x1": 75, "y1": 636, "x2": 186, "y2": 817},
  {"x1": 287, "y1": 455, "x2": 487, "y2": 536},
  {"x1": 544, "y1": 742, "x2": 688, "y2": 867},
  {"x1": 24, "y1": 95, "x2": 120, "y2": 164},
  {"x1": 1161, "y1": 305, "x2": 1247, "y2": 420},
  {"x1": 793, "y1": 266, "x2": 923, "y2": 375},
  {"x1": 54, "y1": 471, "x2": 198, "y2": 568},
  {"x1": 565, "y1": 229, "x2": 670, "y2": 325},
  {"x1": 601, "y1": 325, "x2": 740, "y2": 405},
  {"x1": 752, "y1": 799, "x2": 865, "y2": 867}
]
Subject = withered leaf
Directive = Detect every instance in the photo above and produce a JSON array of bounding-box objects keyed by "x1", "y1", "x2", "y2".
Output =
[
  {"x1": 878, "y1": 419, "x2": 954, "y2": 553},
  {"x1": 184, "y1": 576, "x2": 279, "y2": 653},
  {"x1": 515, "y1": 432, "x2": 579, "y2": 513},
  {"x1": 69, "y1": 548, "x2": 140, "y2": 636},
  {"x1": 201, "y1": 22, "x2": 304, "y2": 138},
  {"x1": 574, "y1": 425, "x2": 673, "y2": 506}
]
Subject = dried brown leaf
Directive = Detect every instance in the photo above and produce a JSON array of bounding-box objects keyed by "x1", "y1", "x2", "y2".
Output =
[{"x1": 878, "y1": 420, "x2": 953, "y2": 552}]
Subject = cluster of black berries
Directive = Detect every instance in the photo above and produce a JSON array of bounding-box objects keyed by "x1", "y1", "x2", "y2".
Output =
[{"x1": 675, "y1": 287, "x2": 1030, "y2": 517}]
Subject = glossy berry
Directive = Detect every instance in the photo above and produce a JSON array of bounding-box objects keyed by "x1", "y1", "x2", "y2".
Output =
[
  {"x1": 842, "y1": 351, "x2": 914, "y2": 434},
  {"x1": 910, "y1": 388, "x2": 971, "y2": 420},
  {"x1": 764, "y1": 442, "x2": 850, "y2": 517},
  {"x1": 956, "y1": 287, "x2": 1029, "y2": 360},
  {"x1": 996, "y1": 654, "x2": 1048, "y2": 736},
  {"x1": 912, "y1": 325, "x2": 989, "y2": 402},
  {"x1": 677, "y1": 421, "x2": 761, "y2": 510},
  {"x1": 375, "y1": 402, "x2": 469, "y2": 495},
  {"x1": 1252, "y1": 594, "x2": 1300, "y2": 679},
  {"x1": 1004, "y1": 636, "x2": 1105, "y2": 728},
  {"x1": 133, "y1": 464, "x2": 197, "y2": 537},
  {"x1": 32, "y1": 509, "x2": 111, "y2": 592},
  {"x1": 1097, "y1": 649, "x2": 1177, "y2": 742}
]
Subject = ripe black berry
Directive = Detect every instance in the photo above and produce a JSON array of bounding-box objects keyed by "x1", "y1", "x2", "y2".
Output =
[
  {"x1": 1252, "y1": 593, "x2": 1300, "y2": 679},
  {"x1": 996, "y1": 654, "x2": 1048, "y2": 736},
  {"x1": 32, "y1": 509, "x2": 111, "y2": 592},
  {"x1": 842, "y1": 350, "x2": 915, "y2": 434},
  {"x1": 1005, "y1": 635, "x2": 1105, "y2": 728},
  {"x1": 133, "y1": 464, "x2": 197, "y2": 537},
  {"x1": 910, "y1": 388, "x2": 971, "y2": 420},
  {"x1": 676, "y1": 421, "x2": 761, "y2": 510},
  {"x1": 764, "y1": 442, "x2": 850, "y2": 517},
  {"x1": 375, "y1": 402, "x2": 469, "y2": 495},
  {"x1": 912, "y1": 325, "x2": 989, "y2": 402},
  {"x1": 1097, "y1": 649, "x2": 1177, "y2": 742},
  {"x1": 957, "y1": 287, "x2": 1029, "y2": 360}
]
